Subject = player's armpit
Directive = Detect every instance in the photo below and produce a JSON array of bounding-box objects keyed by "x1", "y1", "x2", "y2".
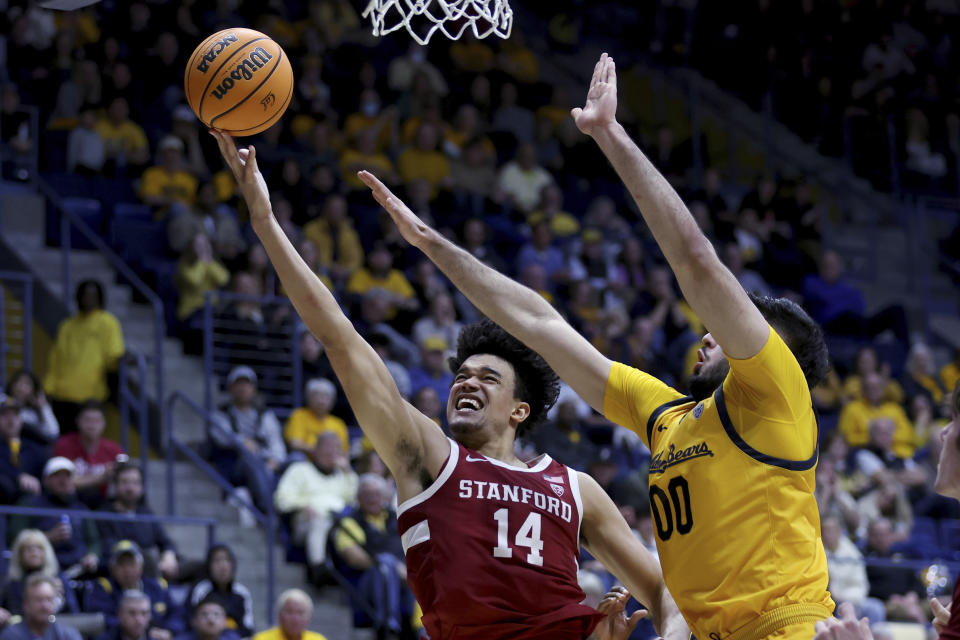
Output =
[{"x1": 578, "y1": 473, "x2": 688, "y2": 640}]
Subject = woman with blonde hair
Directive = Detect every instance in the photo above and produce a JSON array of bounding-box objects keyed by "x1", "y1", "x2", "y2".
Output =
[{"x1": 0, "y1": 529, "x2": 79, "y2": 617}]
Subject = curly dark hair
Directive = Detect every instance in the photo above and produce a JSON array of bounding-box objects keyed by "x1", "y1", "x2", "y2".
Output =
[
  {"x1": 749, "y1": 293, "x2": 830, "y2": 388},
  {"x1": 447, "y1": 318, "x2": 561, "y2": 438}
]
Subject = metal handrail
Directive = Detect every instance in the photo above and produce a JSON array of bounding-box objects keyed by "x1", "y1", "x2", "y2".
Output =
[
  {"x1": 164, "y1": 390, "x2": 276, "y2": 625},
  {"x1": 0, "y1": 271, "x2": 33, "y2": 385},
  {"x1": 0, "y1": 505, "x2": 217, "y2": 578},
  {"x1": 36, "y1": 179, "x2": 165, "y2": 458},
  {"x1": 202, "y1": 291, "x2": 302, "y2": 415},
  {"x1": 118, "y1": 350, "x2": 149, "y2": 487}
]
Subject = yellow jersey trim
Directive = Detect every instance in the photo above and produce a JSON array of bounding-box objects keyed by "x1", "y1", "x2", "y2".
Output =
[{"x1": 724, "y1": 603, "x2": 833, "y2": 640}]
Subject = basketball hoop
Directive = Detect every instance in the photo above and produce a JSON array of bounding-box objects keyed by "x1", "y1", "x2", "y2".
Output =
[{"x1": 362, "y1": 0, "x2": 513, "y2": 45}]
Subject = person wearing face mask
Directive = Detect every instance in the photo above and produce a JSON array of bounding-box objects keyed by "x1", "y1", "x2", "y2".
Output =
[
  {"x1": 343, "y1": 90, "x2": 395, "y2": 153},
  {"x1": 387, "y1": 43, "x2": 448, "y2": 96}
]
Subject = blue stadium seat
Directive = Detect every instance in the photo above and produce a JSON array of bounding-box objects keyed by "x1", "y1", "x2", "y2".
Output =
[
  {"x1": 45, "y1": 197, "x2": 103, "y2": 251},
  {"x1": 113, "y1": 202, "x2": 153, "y2": 222}
]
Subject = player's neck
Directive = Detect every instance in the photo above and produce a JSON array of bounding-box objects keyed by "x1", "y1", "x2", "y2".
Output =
[{"x1": 469, "y1": 438, "x2": 526, "y2": 468}]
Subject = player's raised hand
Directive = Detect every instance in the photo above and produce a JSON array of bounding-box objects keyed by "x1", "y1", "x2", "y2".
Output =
[
  {"x1": 813, "y1": 602, "x2": 873, "y2": 640},
  {"x1": 571, "y1": 53, "x2": 619, "y2": 137},
  {"x1": 591, "y1": 586, "x2": 647, "y2": 640},
  {"x1": 209, "y1": 129, "x2": 272, "y2": 225},
  {"x1": 358, "y1": 170, "x2": 432, "y2": 249}
]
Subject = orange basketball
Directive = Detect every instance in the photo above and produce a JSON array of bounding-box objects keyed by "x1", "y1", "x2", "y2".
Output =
[{"x1": 184, "y1": 28, "x2": 293, "y2": 136}]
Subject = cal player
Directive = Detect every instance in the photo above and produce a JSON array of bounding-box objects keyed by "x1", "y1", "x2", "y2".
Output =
[
  {"x1": 359, "y1": 52, "x2": 835, "y2": 640},
  {"x1": 208, "y1": 130, "x2": 686, "y2": 640}
]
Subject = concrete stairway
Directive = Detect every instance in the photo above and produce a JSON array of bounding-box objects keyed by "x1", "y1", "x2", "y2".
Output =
[{"x1": 0, "y1": 186, "x2": 356, "y2": 638}]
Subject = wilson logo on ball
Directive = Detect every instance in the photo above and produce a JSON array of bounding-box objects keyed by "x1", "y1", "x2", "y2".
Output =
[
  {"x1": 196, "y1": 33, "x2": 239, "y2": 73},
  {"x1": 210, "y1": 47, "x2": 274, "y2": 100}
]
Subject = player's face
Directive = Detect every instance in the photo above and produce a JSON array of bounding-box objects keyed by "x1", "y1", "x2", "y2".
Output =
[
  {"x1": 934, "y1": 410, "x2": 960, "y2": 500},
  {"x1": 687, "y1": 333, "x2": 729, "y2": 402},
  {"x1": 447, "y1": 354, "x2": 524, "y2": 441}
]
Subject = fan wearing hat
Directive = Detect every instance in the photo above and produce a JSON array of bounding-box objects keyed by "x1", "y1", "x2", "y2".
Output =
[
  {"x1": 8, "y1": 457, "x2": 101, "y2": 576},
  {"x1": 0, "y1": 394, "x2": 48, "y2": 504},
  {"x1": 139, "y1": 133, "x2": 198, "y2": 214},
  {"x1": 84, "y1": 540, "x2": 183, "y2": 638},
  {"x1": 407, "y1": 336, "x2": 453, "y2": 417},
  {"x1": 207, "y1": 366, "x2": 286, "y2": 515}
]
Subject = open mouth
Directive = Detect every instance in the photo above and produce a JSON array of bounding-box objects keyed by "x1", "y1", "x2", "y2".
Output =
[{"x1": 455, "y1": 396, "x2": 483, "y2": 413}]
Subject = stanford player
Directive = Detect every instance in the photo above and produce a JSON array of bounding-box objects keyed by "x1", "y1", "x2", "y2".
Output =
[{"x1": 210, "y1": 130, "x2": 687, "y2": 640}]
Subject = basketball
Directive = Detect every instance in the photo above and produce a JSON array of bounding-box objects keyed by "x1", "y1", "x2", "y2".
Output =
[{"x1": 184, "y1": 28, "x2": 293, "y2": 136}]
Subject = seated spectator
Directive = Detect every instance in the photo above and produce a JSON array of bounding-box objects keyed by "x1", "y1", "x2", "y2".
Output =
[
  {"x1": 901, "y1": 342, "x2": 945, "y2": 407},
  {"x1": 342, "y1": 90, "x2": 395, "y2": 152},
  {"x1": 568, "y1": 230, "x2": 617, "y2": 292},
  {"x1": 85, "y1": 541, "x2": 182, "y2": 638},
  {"x1": 854, "y1": 418, "x2": 928, "y2": 490},
  {"x1": 815, "y1": 460, "x2": 860, "y2": 536},
  {"x1": 0, "y1": 84, "x2": 34, "y2": 182},
  {"x1": 0, "y1": 530, "x2": 79, "y2": 618},
  {"x1": 411, "y1": 387, "x2": 442, "y2": 427},
  {"x1": 345, "y1": 243, "x2": 418, "y2": 322},
  {"x1": 139, "y1": 136, "x2": 199, "y2": 214},
  {"x1": 397, "y1": 123, "x2": 451, "y2": 198},
  {"x1": 491, "y1": 82, "x2": 536, "y2": 144},
  {"x1": 95, "y1": 97, "x2": 149, "y2": 173},
  {"x1": 408, "y1": 337, "x2": 454, "y2": 404},
  {"x1": 449, "y1": 138, "x2": 500, "y2": 217},
  {"x1": 97, "y1": 463, "x2": 178, "y2": 580},
  {"x1": 175, "y1": 234, "x2": 230, "y2": 324},
  {"x1": 0, "y1": 395, "x2": 46, "y2": 505},
  {"x1": 532, "y1": 398, "x2": 599, "y2": 471},
  {"x1": 941, "y1": 348, "x2": 960, "y2": 393},
  {"x1": 185, "y1": 548, "x2": 252, "y2": 639},
  {"x1": 302, "y1": 195, "x2": 364, "y2": 285},
  {"x1": 5, "y1": 371, "x2": 59, "y2": 444},
  {"x1": 856, "y1": 478, "x2": 913, "y2": 542},
  {"x1": 722, "y1": 242, "x2": 772, "y2": 297},
  {"x1": 821, "y1": 515, "x2": 884, "y2": 624},
  {"x1": 338, "y1": 129, "x2": 397, "y2": 192},
  {"x1": 209, "y1": 367, "x2": 286, "y2": 516},
  {"x1": 387, "y1": 43, "x2": 447, "y2": 96},
  {"x1": 368, "y1": 333, "x2": 411, "y2": 399},
  {"x1": 331, "y1": 474, "x2": 415, "y2": 636},
  {"x1": 862, "y1": 518, "x2": 923, "y2": 601},
  {"x1": 167, "y1": 183, "x2": 246, "y2": 261},
  {"x1": 842, "y1": 346, "x2": 903, "y2": 405},
  {"x1": 0, "y1": 576, "x2": 81, "y2": 640},
  {"x1": 411, "y1": 293, "x2": 462, "y2": 351},
  {"x1": 252, "y1": 590, "x2": 326, "y2": 640},
  {"x1": 497, "y1": 143, "x2": 554, "y2": 212},
  {"x1": 516, "y1": 220, "x2": 566, "y2": 285},
  {"x1": 10, "y1": 457, "x2": 101, "y2": 576},
  {"x1": 95, "y1": 590, "x2": 154, "y2": 640},
  {"x1": 528, "y1": 184, "x2": 579, "y2": 240},
  {"x1": 459, "y1": 218, "x2": 506, "y2": 273},
  {"x1": 838, "y1": 373, "x2": 917, "y2": 457},
  {"x1": 44, "y1": 280, "x2": 125, "y2": 432},
  {"x1": 66, "y1": 105, "x2": 105, "y2": 175},
  {"x1": 801, "y1": 250, "x2": 908, "y2": 343},
  {"x1": 274, "y1": 433, "x2": 358, "y2": 580},
  {"x1": 176, "y1": 599, "x2": 241, "y2": 640},
  {"x1": 283, "y1": 379, "x2": 349, "y2": 455},
  {"x1": 53, "y1": 401, "x2": 125, "y2": 508}
]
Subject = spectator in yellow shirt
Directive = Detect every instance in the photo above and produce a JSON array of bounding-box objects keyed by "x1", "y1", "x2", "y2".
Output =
[
  {"x1": 943, "y1": 349, "x2": 960, "y2": 393},
  {"x1": 252, "y1": 589, "x2": 326, "y2": 640},
  {"x1": 842, "y1": 346, "x2": 903, "y2": 404},
  {"x1": 139, "y1": 135, "x2": 199, "y2": 214},
  {"x1": 339, "y1": 129, "x2": 397, "y2": 191},
  {"x1": 397, "y1": 123, "x2": 451, "y2": 199},
  {"x1": 96, "y1": 97, "x2": 149, "y2": 173},
  {"x1": 527, "y1": 184, "x2": 580, "y2": 239},
  {"x1": 342, "y1": 90, "x2": 395, "y2": 151},
  {"x1": 284, "y1": 378, "x2": 349, "y2": 455},
  {"x1": 302, "y1": 194, "x2": 364, "y2": 284},
  {"x1": 175, "y1": 234, "x2": 230, "y2": 322},
  {"x1": 44, "y1": 280, "x2": 125, "y2": 432},
  {"x1": 838, "y1": 372, "x2": 917, "y2": 458},
  {"x1": 345, "y1": 243, "x2": 418, "y2": 321}
]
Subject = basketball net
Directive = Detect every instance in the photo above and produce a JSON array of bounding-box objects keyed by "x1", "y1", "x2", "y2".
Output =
[{"x1": 362, "y1": 0, "x2": 513, "y2": 45}]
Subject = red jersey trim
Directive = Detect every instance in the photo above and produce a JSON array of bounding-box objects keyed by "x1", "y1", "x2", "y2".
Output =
[{"x1": 397, "y1": 437, "x2": 459, "y2": 517}]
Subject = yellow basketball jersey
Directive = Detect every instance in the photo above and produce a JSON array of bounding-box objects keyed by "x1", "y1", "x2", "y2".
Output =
[{"x1": 605, "y1": 327, "x2": 834, "y2": 640}]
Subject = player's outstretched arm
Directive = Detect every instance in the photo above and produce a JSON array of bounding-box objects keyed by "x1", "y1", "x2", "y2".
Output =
[
  {"x1": 578, "y1": 473, "x2": 688, "y2": 640},
  {"x1": 210, "y1": 131, "x2": 448, "y2": 491},
  {"x1": 358, "y1": 169, "x2": 612, "y2": 413},
  {"x1": 573, "y1": 54, "x2": 768, "y2": 359}
]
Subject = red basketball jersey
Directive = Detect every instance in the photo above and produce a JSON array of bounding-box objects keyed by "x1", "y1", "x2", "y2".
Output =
[{"x1": 397, "y1": 438, "x2": 603, "y2": 640}]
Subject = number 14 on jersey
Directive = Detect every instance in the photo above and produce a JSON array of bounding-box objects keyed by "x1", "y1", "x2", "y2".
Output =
[{"x1": 492, "y1": 509, "x2": 544, "y2": 566}]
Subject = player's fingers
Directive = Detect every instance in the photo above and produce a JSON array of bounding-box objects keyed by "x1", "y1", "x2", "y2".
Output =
[
  {"x1": 571, "y1": 107, "x2": 583, "y2": 121},
  {"x1": 608, "y1": 58, "x2": 617, "y2": 86},
  {"x1": 244, "y1": 145, "x2": 258, "y2": 180},
  {"x1": 357, "y1": 169, "x2": 384, "y2": 191},
  {"x1": 627, "y1": 609, "x2": 648, "y2": 629},
  {"x1": 211, "y1": 130, "x2": 243, "y2": 176},
  {"x1": 931, "y1": 598, "x2": 951, "y2": 621},
  {"x1": 836, "y1": 602, "x2": 856, "y2": 622},
  {"x1": 590, "y1": 54, "x2": 604, "y2": 90},
  {"x1": 857, "y1": 617, "x2": 871, "y2": 638}
]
